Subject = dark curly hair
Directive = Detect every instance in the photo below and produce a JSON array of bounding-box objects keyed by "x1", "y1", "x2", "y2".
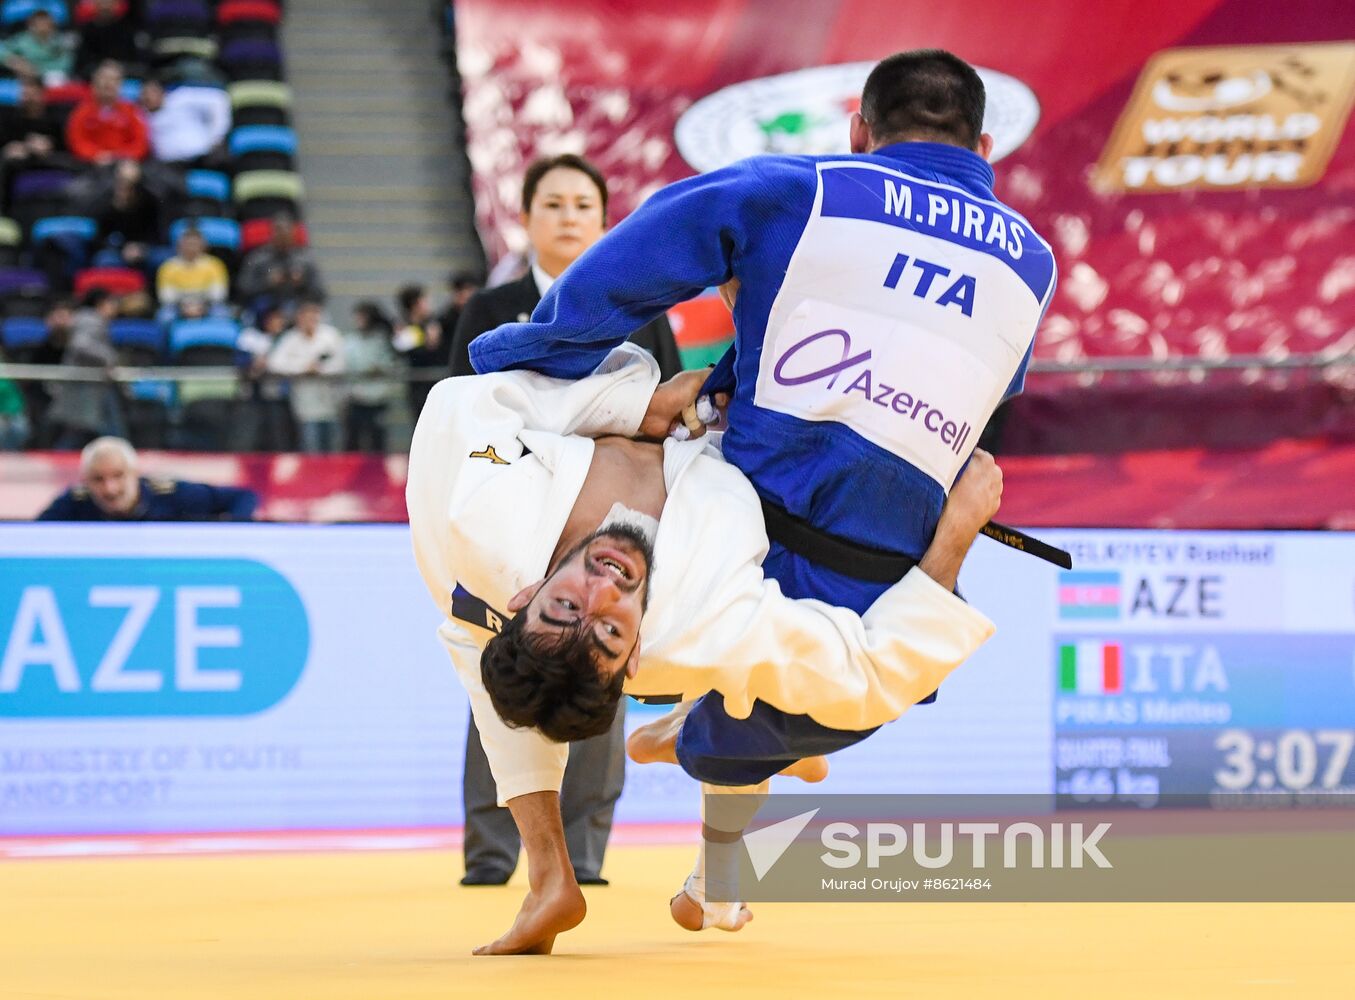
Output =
[{"x1": 480, "y1": 613, "x2": 627, "y2": 743}]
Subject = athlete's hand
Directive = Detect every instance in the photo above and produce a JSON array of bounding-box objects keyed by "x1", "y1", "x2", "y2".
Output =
[
  {"x1": 941, "y1": 449, "x2": 1003, "y2": 540},
  {"x1": 641, "y1": 369, "x2": 724, "y2": 440},
  {"x1": 918, "y1": 450, "x2": 1003, "y2": 592}
]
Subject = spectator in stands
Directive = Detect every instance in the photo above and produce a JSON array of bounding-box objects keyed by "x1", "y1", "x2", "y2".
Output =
[
  {"x1": 66, "y1": 60, "x2": 149, "y2": 165},
  {"x1": 343, "y1": 301, "x2": 399, "y2": 454},
  {"x1": 237, "y1": 213, "x2": 324, "y2": 314},
  {"x1": 392, "y1": 283, "x2": 441, "y2": 417},
  {"x1": 450, "y1": 153, "x2": 681, "y2": 380},
  {"x1": 0, "y1": 351, "x2": 29, "y2": 450},
  {"x1": 266, "y1": 297, "x2": 345, "y2": 453},
  {"x1": 92, "y1": 159, "x2": 161, "y2": 271},
  {"x1": 15, "y1": 299, "x2": 75, "y2": 448},
  {"x1": 0, "y1": 75, "x2": 68, "y2": 211},
  {"x1": 0, "y1": 11, "x2": 73, "y2": 84},
  {"x1": 37, "y1": 436, "x2": 258, "y2": 521},
  {"x1": 1, "y1": 75, "x2": 66, "y2": 167},
  {"x1": 45, "y1": 288, "x2": 127, "y2": 449},
  {"x1": 156, "y1": 225, "x2": 228, "y2": 316},
  {"x1": 139, "y1": 76, "x2": 230, "y2": 165},
  {"x1": 437, "y1": 268, "x2": 482, "y2": 357},
  {"x1": 75, "y1": 0, "x2": 144, "y2": 82},
  {"x1": 235, "y1": 305, "x2": 294, "y2": 451}
]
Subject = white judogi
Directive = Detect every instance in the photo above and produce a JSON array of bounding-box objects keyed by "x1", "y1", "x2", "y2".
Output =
[{"x1": 406, "y1": 346, "x2": 995, "y2": 805}]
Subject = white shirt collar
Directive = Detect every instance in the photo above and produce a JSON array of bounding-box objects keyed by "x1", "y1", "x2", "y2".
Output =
[{"x1": 530, "y1": 259, "x2": 557, "y2": 296}]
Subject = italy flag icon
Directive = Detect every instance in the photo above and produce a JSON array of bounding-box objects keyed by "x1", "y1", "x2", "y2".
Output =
[{"x1": 1058, "y1": 641, "x2": 1124, "y2": 695}]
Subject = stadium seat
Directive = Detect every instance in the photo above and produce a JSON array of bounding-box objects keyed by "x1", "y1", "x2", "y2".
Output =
[
  {"x1": 73, "y1": 267, "x2": 148, "y2": 298},
  {"x1": 229, "y1": 79, "x2": 291, "y2": 126},
  {"x1": 74, "y1": 0, "x2": 127, "y2": 26},
  {"x1": 146, "y1": 0, "x2": 212, "y2": 37},
  {"x1": 217, "y1": 0, "x2": 281, "y2": 43},
  {"x1": 0, "y1": 79, "x2": 20, "y2": 106},
  {"x1": 31, "y1": 216, "x2": 98, "y2": 246},
  {"x1": 0, "y1": 315, "x2": 47, "y2": 351},
  {"x1": 0, "y1": 267, "x2": 48, "y2": 311},
  {"x1": 169, "y1": 316, "x2": 240, "y2": 356},
  {"x1": 229, "y1": 125, "x2": 296, "y2": 158},
  {"x1": 10, "y1": 169, "x2": 73, "y2": 230},
  {"x1": 110, "y1": 317, "x2": 166, "y2": 355},
  {"x1": 152, "y1": 36, "x2": 219, "y2": 62},
  {"x1": 218, "y1": 0, "x2": 281, "y2": 27},
  {"x1": 228, "y1": 124, "x2": 296, "y2": 171},
  {"x1": 169, "y1": 216, "x2": 241, "y2": 253},
  {"x1": 0, "y1": 0, "x2": 68, "y2": 29},
  {"x1": 240, "y1": 216, "x2": 307, "y2": 254},
  {"x1": 42, "y1": 82, "x2": 90, "y2": 118},
  {"x1": 220, "y1": 38, "x2": 284, "y2": 81},
  {"x1": 234, "y1": 170, "x2": 303, "y2": 219},
  {"x1": 0, "y1": 216, "x2": 21, "y2": 266},
  {"x1": 185, "y1": 170, "x2": 232, "y2": 204}
]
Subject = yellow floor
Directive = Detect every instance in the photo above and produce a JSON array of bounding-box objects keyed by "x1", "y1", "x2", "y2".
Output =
[{"x1": 2, "y1": 844, "x2": 1351, "y2": 999}]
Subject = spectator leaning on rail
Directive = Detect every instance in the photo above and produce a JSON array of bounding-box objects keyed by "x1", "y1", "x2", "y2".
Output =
[
  {"x1": 66, "y1": 60, "x2": 149, "y2": 165},
  {"x1": 38, "y1": 436, "x2": 258, "y2": 521},
  {"x1": 44, "y1": 288, "x2": 126, "y2": 450},
  {"x1": 266, "y1": 297, "x2": 345, "y2": 454},
  {"x1": 344, "y1": 301, "x2": 399, "y2": 454}
]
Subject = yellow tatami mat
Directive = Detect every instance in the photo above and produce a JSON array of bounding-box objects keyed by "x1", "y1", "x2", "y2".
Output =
[{"x1": 2, "y1": 843, "x2": 1350, "y2": 999}]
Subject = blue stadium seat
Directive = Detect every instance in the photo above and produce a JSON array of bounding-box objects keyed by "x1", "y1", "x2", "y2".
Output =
[
  {"x1": 228, "y1": 125, "x2": 297, "y2": 157},
  {"x1": 110, "y1": 318, "x2": 167, "y2": 355},
  {"x1": 185, "y1": 170, "x2": 232, "y2": 203},
  {"x1": 0, "y1": 267, "x2": 48, "y2": 298},
  {"x1": 1, "y1": 315, "x2": 48, "y2": 351},
  {"x1": 169, "y1": 317, "x2": 241, "y2": 355},
  {"x1": 0, "y1": 79, "x2": 20, "y2": 106},
  {"x1": 169, "y1": 216, "x2": 240, "y2": 252},
  {"x1": 0, "y1": 0, "x2": 68, "y2": 28},
  {"x1": 31, "y1": 216, "x2": 98, "y2": 245},
  {"x1": 127, "y1": 380, "x2": 178, "y2": 406}
]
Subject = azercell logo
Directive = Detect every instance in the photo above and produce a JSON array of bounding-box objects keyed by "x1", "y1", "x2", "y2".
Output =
[{"x1": 771, "y1": 328, "x2": 974, "y2": 456}]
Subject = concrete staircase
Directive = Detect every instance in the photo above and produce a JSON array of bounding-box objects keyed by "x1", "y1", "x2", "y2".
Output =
[{"x1": 282, "y1": 0, "x2": 483, "y2": 321}]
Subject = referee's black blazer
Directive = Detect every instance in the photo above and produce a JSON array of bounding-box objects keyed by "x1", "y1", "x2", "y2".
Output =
[{"x1": 449, "y1": 271, "x2": 683, "y2": 379}]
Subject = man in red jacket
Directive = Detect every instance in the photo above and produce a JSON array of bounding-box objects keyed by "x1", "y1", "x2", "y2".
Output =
[{"x1": 65, "y1": 59, "x2": 147, "y2": 164}]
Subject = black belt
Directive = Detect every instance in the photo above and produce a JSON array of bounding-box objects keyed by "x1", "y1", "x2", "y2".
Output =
[{"x1": 760, "y1": 498, "x2": 918, "y2": 584}]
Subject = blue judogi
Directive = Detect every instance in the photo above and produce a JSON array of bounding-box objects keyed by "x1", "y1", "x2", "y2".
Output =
[{"x1": 472, "y1": 142, "x2": 1056, "y2": 784}]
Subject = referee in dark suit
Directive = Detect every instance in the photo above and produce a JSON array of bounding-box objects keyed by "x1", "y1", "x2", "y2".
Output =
[
  {"x1": 450, "y1": 155, "x2": 682, "y2": 381},
  {"x1": 451, "y1": 154, "x2": 681, "y2": 886}
]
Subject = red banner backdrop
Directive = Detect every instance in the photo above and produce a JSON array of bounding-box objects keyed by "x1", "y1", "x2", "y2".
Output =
[
  {"x1": 4, "y1": 440, "x2": 1354, "y2": 529},
  {"x1": 454, "y1": 0, "x2": 1355, "y2": 451}
]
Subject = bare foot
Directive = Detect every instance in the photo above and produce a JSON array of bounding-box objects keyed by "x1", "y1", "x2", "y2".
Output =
[
  {"x1": 777, "y1": 755, "x2": 829, "y2": 783},
  {"x1": 626, "y1": 701, "x2": 695, "y2": 765},
  {"x1": 670, "y1": 890, "x2": 753, "y2": 932},
  {"x1": 472, "y1": 880, "x2": 586, "y2": 955}
]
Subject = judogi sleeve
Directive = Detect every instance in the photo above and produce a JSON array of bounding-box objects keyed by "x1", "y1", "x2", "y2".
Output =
[
  {"x1": 652, "y1": 566, "x2": 997, "y2": 733},
  {"x1": 469, "y1": 160, "x2": 773, "y2": 378},
  {"x1": 438, "y1": 620, "x2": 568, "y2": 806}
]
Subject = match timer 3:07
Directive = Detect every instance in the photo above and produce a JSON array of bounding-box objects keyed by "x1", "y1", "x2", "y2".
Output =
[{"x1": 1214, "y1": 729, "x2": 1355, "y2": 793}]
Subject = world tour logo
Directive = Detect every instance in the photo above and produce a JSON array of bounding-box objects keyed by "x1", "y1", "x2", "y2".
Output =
[
  {"x1": 770, "y1": 328, "x2": 974, "y2": 456},
  {"x1": 1094, "y1": 42, "x2": 1355, "y2": 193}
]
